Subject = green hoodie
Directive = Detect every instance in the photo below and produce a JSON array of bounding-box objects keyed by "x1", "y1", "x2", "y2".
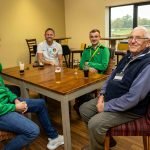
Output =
[
  {"x1": 79, "y1": 44, "x2": 110, "y2": 73},
  {"x1": 0, "y1": 63, "x2": 2, "y2": 73},
  {"x1": 0, "y1": 63, "x2": 17, "y2": 116}
]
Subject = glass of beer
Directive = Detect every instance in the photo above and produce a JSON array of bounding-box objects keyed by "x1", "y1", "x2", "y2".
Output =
[
  {"x1": 73, "y1": 59, "x2": 79, "y2": 75},
  {"x1": 83, "y1": 62, "x2": 89, "y2": 79},
  {"x1": 55, "y1": 66, "x2": 61, "y2": 83},
  {"x1": 19, "y1": 62, "x2": 25, "y2": 75}
]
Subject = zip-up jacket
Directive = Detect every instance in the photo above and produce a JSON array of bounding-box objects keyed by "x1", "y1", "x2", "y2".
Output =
[{"x1": 79, "y1": 44, "x2": 110, "y2": 73}]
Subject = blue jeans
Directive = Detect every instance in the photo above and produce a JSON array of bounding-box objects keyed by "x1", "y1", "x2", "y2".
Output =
[{"x1": 0, "y1": 98, "x2": 58, "y2": 150}]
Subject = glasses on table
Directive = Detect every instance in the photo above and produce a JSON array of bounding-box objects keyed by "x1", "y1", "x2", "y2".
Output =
[{"x1": 73, "y1": 59, "x2": 79, "y2": 75}]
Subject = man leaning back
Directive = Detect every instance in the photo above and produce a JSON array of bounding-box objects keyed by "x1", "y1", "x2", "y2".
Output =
[{"x1": 80, "y1": 26, "x2": 150, "y2": 150}]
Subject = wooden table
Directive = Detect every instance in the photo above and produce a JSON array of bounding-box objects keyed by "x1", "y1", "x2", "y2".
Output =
[
  {"x1": 101, "y1": 37, "x2": 128, "y2": 50},
  {"x1": 0, "y1": 65, "x2": 107, "y2": 150},
  {"x1": 54, "y1": 37, "x2": 71, "y2": 43}
]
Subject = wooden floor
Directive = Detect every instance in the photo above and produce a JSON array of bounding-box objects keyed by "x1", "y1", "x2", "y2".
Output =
[{"x1": 1, "y1": 99, "x2": 144, "y2": 150}]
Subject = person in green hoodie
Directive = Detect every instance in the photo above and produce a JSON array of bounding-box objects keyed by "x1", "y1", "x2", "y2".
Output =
[
  {"x1": 0, "y1": 63, "x2": 64, "y2": 150},
  {"x1": 0, "y1": 63, "x2": 21, "y2": 97},
  {"x1": 74, "y1": 29, "x2": 110, "y2": 115},
  {"x1": 79, "y1": 29, "x2": 110, "y2": 73}
]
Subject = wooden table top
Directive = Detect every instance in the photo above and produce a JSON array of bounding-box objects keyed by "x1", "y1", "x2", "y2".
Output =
[
  {"x1": 1, "y1": 65, "x2": 107, "y2": 95},
  {"x1": 101, "y1": 37, "x2": 128, "y2": 41},
  {"x1": 54, "y1": 37, "x2": 71, "y2": 41}
]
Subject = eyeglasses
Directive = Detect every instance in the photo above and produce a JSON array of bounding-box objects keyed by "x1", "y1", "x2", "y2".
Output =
[{"x1": 128, "y1": 36, "x2": 149, "y2": 42}]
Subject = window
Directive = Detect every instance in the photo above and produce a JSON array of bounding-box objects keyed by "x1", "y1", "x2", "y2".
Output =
[
  {"x1": 138, "y1": 5, "x2": 150, "y2": 28},
  {"x1": 109, "y1": 2, "x2": 150, "y2": 37}
]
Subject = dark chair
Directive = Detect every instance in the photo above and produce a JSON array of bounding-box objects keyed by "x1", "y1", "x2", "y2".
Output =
[
  {"x1": 104, "y1": 103, "x2": 150, "y2": 150},
  {"x1": 26, "y1": 39, "x2": 37, "y2": 64},
  {"x1": 62, "y1": 45, "x2": 71, "y2": 68}
]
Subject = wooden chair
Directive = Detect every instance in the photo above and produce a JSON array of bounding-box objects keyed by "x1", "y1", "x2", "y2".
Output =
[
  {"x1": 0, "y1": 131, "x2": 15, "y2": 141},
  {"x1": 80, "y1": 43, "x2": 86, "y2": 50},
  {"x1": 104, "y1": 103, "x2": 150, "y2": 150},
  {"x1": 26, "y1": 39, "x2": 37, "y2": 64},
  {"x1": 0, "y1": 131, "x2": 15, "y2": 148},
  {"x1": 104, "y1": 48, "x2": 115, "y2": 75},
  {"x1": 0, "y1": 130, "x2": 29, "y2": 149}
]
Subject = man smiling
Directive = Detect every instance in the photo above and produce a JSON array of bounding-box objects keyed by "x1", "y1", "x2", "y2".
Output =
[
  {"x1": 80, "y1": 26, "x2": 150, "y2": 150},
  {"x1": 79, "y1": 29, "x2": 110, "y2": 73},
  {"x1": 37, "y1": 28, "x2": 63, "y2": 66}
]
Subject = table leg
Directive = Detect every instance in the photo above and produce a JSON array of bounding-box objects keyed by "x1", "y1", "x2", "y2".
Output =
[
  {"x1": 72, "y1": 52, "x2": 74, "y2": 68},
  {"x1": 110, "y1": 40, "x2": 116, "y2": 50},
  {"x1": 61, "y1": 100, "x2": 72, "y2": 150}
]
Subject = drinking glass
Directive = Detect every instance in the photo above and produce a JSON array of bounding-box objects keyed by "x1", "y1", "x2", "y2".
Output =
[
  {"x1": 73, "y1": 59, "x2": 79, "y2": 74},
  {"x1": 55, "y1": 66, "x2": 61, "y2": 83},
  {"x1": 19, "y1": 62, "x2": 25, "y2": 75},
  {"x1": 83, "y1": 62, "x2": 89, "y2": 79}
]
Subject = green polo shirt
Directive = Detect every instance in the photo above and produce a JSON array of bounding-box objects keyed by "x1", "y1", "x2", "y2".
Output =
[{"x1": 79, "y1": 44, "x2": 110, "y2": 73}]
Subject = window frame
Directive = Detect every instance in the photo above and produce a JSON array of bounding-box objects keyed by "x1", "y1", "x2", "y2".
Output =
[{"x1": 109, "y1": 2, "x2": 150, "y2": 37}]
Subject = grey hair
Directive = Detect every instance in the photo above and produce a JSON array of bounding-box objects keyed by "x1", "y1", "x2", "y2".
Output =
[{"x1": 133, "y1": 26, "x2": 150, "y2": 38}]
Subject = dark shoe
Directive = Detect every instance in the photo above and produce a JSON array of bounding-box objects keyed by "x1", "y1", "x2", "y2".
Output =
[
  {"x1": 110, "y1": 136, "x2": 117, "y2": 147},
  {"x1": 81, "y1": 145, "x2": 89, "y2": 150}
]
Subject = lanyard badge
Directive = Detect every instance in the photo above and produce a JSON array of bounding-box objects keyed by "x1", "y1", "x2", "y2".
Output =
[{"x1": 114, "y1": 72, "x2": 124, "y2": 80}]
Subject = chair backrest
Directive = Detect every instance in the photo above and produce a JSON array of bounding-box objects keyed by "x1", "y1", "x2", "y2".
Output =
[
  {"x1": 117, "y1": 43, "x2": 128, "y2": 51},
  {"x1": 62, "y1": 45, "x2": 71, "y2": 55},
  {"x1": 107, "y1": 103, "x2": 150, "y2": 137},
  {"x1": 104, "y1": 48, "x2": 115, "y2": 75},
  {"x1": 80, "y1": 43, "x2": 86, "y2": 50},
  {"x1": 26, "y1": 39, "x2": 37, "y2": 54},
  {"x1": 62, "y1": 45, "x2": 71, "y2": 67}
]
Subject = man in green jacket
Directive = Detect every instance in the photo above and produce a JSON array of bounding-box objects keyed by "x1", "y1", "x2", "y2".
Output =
[
  {"x1": 0, "y1": 63, "x2": 64, "y2": 150},
  {"x1": 74, "y1": 29, "x2": 110, "y2": 116},
  {"x1": 80, "y1": 29, "x2": 110, "y2": 73}
]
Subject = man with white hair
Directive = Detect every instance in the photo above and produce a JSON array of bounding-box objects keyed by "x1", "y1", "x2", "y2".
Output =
[{"x1": 80, "y1": 26, "x2": 150, "y2": 150}]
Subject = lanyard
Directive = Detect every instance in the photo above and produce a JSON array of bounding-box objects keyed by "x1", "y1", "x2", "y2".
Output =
[{"x1": 89, "y1": 46, "x2": 100, "y2": 61}]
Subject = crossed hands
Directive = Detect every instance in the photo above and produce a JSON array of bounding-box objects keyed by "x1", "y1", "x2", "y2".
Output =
[
  {"x1": 15, "y1": 99, "x2": 28, "y2": 114},
  {"x1": 96, "y1": 95, "x2": 104, "y2": 112}
]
